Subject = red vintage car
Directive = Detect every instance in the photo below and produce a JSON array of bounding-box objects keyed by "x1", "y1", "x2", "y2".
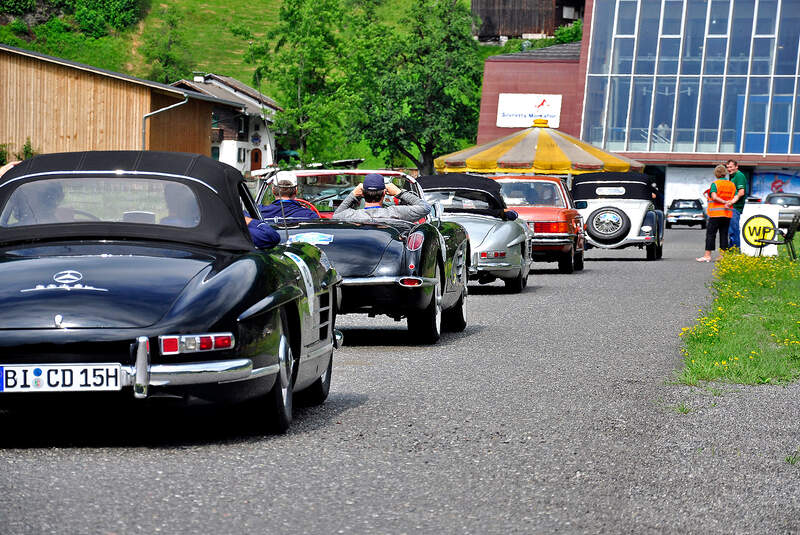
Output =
[{"x1": 492, "y1": 175, "x2": 585, "y2": 273}]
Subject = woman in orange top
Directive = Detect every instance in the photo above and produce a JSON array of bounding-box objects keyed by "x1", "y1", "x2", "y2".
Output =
[{"x1": 697, "y1": 164, "x2": 736, "y2": 262}]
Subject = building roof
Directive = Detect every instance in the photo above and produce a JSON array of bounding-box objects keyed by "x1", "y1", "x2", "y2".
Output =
[
  {"x1": 173, "y1": 74, "x2": 283, "y2": 117},
  {"x1": 0, "y1": 44, "x2": 245, "y2": 111},
  {"x1": 487, "y1": 41, "x2": 582, "y2": 62}
]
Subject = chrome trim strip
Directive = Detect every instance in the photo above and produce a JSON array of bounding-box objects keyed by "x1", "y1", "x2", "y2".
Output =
[
  {"x1": 1, "y1": 170, "x2": 218, "y2": 194},
  {"x1": 532, "y1": 238, "x2": 573, "y2": 245},
  {"x1": 221, "y1": 362, "x2": 277, "y2": 383},
  {"x1": 341, "y1": 276, "x2": 437, "y2": 287}
]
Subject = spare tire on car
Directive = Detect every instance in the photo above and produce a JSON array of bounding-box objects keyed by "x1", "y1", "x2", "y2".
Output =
[{"x1": 586, "y1": 206, "x2": 631, "y2": 243}]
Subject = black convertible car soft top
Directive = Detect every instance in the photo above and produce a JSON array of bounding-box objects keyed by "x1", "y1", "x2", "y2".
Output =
[
  {"x1": 0, "y1": 151, "x2": 255, "y2": 251},
  {"x1": 571, "y1": 172, "x2": 655, "y2": 202},
  {"x1": 417, "y1": 173, "x2": 509, "y2": 218}
]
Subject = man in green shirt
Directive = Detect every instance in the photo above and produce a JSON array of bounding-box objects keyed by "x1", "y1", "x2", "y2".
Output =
[{"x1": 725, "y1": 159, "x2": 747, "y2": 249}]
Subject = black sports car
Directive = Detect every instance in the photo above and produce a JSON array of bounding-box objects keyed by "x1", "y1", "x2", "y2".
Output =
[
  {"x1": 0, "y1": 151, "x2": 341, "y2": 433},
  {"x1": 260, "y1": 170, "x2": 470, "y2": 344}
]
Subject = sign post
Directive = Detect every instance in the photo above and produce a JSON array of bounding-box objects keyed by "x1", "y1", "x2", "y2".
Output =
[{"x1": 739, "y1": 204, "x2": 781, "y2": 256}]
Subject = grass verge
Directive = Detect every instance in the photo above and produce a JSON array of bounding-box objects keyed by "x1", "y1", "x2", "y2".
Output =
[{"x1": 678, "y1": 237, "x2": 800, "y2": 385}]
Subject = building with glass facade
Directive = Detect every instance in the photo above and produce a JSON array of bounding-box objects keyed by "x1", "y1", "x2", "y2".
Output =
[{"x1": 477, "y1": 0, "x2": 800, "y2": 206}]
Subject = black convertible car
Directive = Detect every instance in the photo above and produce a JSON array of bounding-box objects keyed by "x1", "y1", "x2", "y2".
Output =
[
  {"x1": 0, "y1": 151, "x2": 341, "y2": 433},
  {"x1": 259, "y1": 170, "x2": 470, "y2": 344}
]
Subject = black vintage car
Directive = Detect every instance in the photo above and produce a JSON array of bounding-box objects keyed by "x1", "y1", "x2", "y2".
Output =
[
  {"x1": 259, "y1": 170, "x2": 470, "y2": 344},
  {"x1": 0, "y1": 151, "x2": 341, "y2": 433}
]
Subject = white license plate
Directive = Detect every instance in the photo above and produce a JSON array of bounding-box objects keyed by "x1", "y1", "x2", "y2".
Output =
[{"x1": 0, "y1": 364, "x2": 122, "y2": 393}]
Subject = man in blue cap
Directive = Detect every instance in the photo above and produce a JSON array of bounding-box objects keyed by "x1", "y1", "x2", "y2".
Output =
[
  {"x1": 258, "y1": 170, "x2": 317, "y2": 220},
  {"x1": 333, "y1": 173, "x2": 430, "y2": 222}
]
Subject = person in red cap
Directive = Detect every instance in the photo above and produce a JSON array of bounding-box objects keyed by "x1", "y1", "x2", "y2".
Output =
[{"x1": 333, "y1": 173, "x2": 430, "y2": 222}]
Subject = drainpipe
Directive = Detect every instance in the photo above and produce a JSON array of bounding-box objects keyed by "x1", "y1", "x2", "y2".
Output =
[{"x1": 141, "y1": 96, "x2": 189, "y2": 150}]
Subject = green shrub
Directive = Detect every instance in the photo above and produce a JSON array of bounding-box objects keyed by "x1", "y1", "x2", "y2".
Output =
[
  {"x1": 8, "y1": 18, "x2": 28, "y2": 35},
  {"x1": 0, "y1": 0, "x2": 35, "y2": 16},
  {"x1": 14, "y1": 138, "x2": 37, "y2": 160},
  {"x1": 74, "y1": 5, "x2": 109, "y2": 37},
  {"x1": 0, "y1": 144, "x2": 8, "y2": 166},
  {"x1": 554, "y1": 19, "x2": 582, "y2": 44}
]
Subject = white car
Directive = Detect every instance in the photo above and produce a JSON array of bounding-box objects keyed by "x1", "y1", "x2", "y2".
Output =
[{"x1": 571, "y1": 173, "x2": 665, "y2": 260}]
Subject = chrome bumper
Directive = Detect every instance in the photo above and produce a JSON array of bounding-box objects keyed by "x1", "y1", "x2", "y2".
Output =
[
  {"x1": 586, "y1": 235, "x2": 654, "y2": 249},
  {"x1": 532, "y1": 237, "x2": 573, "y2": 246},
  {"x1": 341, "y1": 276, "x2": 437, "y2": 287},
  {"x1": 126, "y1": 336, "x2": 262, "y2": 399}
]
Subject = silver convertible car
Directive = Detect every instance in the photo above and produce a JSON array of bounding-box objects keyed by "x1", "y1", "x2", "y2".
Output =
[{"x1": 417, "y1": 173, "x2": 532, "y2": 292}]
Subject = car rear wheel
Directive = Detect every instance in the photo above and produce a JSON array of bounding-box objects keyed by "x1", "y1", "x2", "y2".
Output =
[
  {"x1": 587, "y1": 207, "x2": 631, "y2": 243},
  {"x1": 573, "y1": 246, "x2": 584, "y2": 271},
  {"x1": 666, "y1": 222, "x2": 672, "y2": 229},
  {"x1": 646, "y1": 243, "x2": 658, "y2": 261},
  {"x1": 558, "y1": 245, "x2": 575, "y2": 274},
  {"x1": 700, "y1": 221, "x2": 707, "y2": 229},
  {"x1": 443, "y1": 287, "x2": 467, "y2": 332},
  {"x1": 408, "y1": 264, "x2": 442, "y2": 343},
  {"x1": 298, "y1": 351, "x2": 332, "y2": 406},
  {"x1": 265, "y1": 309, "x2": 294, "y2": 433}
]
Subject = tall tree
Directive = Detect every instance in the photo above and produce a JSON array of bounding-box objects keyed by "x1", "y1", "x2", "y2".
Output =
[
  {"x1": 244, "y1": 0, "x2": 346, "y2": 161},
  {"x1": 140, "y1": 6, "x2": 193, "y2": 84},
  {"x1": 345, "y1": 0, "x2": 483, "y2": 174}
]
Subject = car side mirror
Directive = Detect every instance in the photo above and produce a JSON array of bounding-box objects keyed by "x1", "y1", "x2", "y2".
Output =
[{"x1": 574, "y1": 200, "x2": 588, "y2": 209}]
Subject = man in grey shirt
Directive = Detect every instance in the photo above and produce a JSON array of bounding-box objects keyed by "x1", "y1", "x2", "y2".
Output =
[{"x1": 333, "y1": 173, "x2": 431, "y2": 222}]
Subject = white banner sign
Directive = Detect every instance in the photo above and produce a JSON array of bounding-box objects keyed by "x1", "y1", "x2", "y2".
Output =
[{"x1": 496, "y1": 93, "x2": 562, "y2": 128}]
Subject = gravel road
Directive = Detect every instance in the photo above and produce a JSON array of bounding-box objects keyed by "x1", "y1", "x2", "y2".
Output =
[{"x1": 1, "y1": 228, "x2": 798, "y2": 534}]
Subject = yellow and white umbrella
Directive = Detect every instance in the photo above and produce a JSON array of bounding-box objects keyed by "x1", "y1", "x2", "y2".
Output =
[{"x1": 434, "y1": 119, "x2": 644, "y2": 175}]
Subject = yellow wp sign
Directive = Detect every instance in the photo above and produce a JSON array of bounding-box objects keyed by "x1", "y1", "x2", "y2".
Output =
[
  {"x1": 740, "y1": 204, "x2": 781, "y2": 256},
  {"x1": 742, "y1": 215, "x2": 776, "y2": 248}
]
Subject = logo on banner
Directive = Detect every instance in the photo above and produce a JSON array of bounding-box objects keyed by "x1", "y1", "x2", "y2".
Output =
[
  {"x1": 742, "y1": 215, "x2": 777, "y2": 248},
  {"x1": 496, "y1": 93, "x2": 562, "y2": 128}
]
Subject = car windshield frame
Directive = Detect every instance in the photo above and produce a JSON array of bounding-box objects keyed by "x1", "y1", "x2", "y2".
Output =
[{"x1": 495, "y1": 180, "x2": 566, "y2": 208}]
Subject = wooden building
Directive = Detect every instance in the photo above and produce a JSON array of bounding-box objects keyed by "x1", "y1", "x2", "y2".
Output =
[
  {"x1": 0, "y1": 44, "x2": 243, "y2": 159},
  {"x1": 472, "y1": 0, "x2": 584, "y2": 39}
]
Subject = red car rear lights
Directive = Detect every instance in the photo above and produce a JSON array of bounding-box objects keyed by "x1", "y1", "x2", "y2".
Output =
[
  {"x1": 534, "y1": 221, "x2": 570, "y2": 234},
  {"x1": 406, "y1": 232, "x2": 425, "y2": 251},
  {"x1": 159, "y1": 333, "x2": 235, "y2": 356},
  {"x1": 399, "y1": 277, "x2": 423, "y2": 287},
  {"x1": 480, "y1": 251, "x2": 506, "y2": 258}
]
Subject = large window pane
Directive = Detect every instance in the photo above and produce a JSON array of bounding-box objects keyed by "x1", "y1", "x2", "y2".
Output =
[
  {"x1": 617, "y1": 0, "x2": 638, "y2": 34},
  {"x1": 612, "y1": 38, "x2": 635, "y2": 74},
  {"x1": 698, "y1": 78, "x2": 723, "y2": 151},
  {"x1": 745, "y1": 78, "x2": 770, "y2": 152},
  {"x1": 589, "y1": 0, "x2": 615, "y2": 74},
  {"x1": 629, "y1": 77, "x2": 654, "y2": 150},
  {"x1": 728, "y1": 0, "x2": 754, "y2": 74},
  {"x1": 635, "y1": 1, "x2": 660, "y2": 74},
  {"x1": 750, "y1": 38, "x2": 774, "y2": 75},
  {"x1": 681, "y1": 0, "x2": 707, "y2": 75},
  {"x1": 704, "y1": 38, "x2": 727, "y2": 75},
  {"x1": 775, "y1": 0, "x2": 800, "y2": 75},
  {"x1": 652, "y1": 77, "x2": 677, "y2": 151},
  {"x1": 658, "y1": 38, "x2": 681, "y2": 74},
  {"x1": 756, "y1": 0, "x2": 778, "y2": 34},
  {"x1": 768, "y1": 78, "x2": 794, "y2": 153},
  {"x1": 662, "y1": 0, "x2": 684, "y2": 35},
  {"x1": 606, "y1": 77, "x2": 631, "y2": 151},
  {"x1": 720, "y1": 78, "x2": 747, "y2": 152},
  {"x1": 675, "y1": 77, "x2": 700, "y2": 151},
  {"x1": 583, "y1": 77, "x2": 608, "y2": 144},
  {"x1": 708, "y1": 0, "x2": 730, "y2": 35},
  {"x1": 793, "y1": 81, "x2": 800, "y2": 153}
]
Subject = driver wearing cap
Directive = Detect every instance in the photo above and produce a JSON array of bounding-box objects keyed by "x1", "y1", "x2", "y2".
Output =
[
  {"x1": 259, "y1": 170, "x2": 318, "y2": 220},
  {"x1": 333, "y1": 173, "x2": 430, "y2": 222}
]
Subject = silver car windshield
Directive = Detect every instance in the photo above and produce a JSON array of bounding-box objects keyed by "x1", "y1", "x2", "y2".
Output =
[{"x1": 0, "y1": 177, "x2": 200, "y2": 228}]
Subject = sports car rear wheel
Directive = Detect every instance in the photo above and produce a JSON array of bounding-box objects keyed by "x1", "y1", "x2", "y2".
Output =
[
  {"x1": 298, "y1": 351, "x2": 332, "y2": 406},
  {"x1": 408, "y1": 265, "x2": 442, "y2": 343},
  {"x1": 443, "y1": 287, "x2": 467, "y2": 332},
  {"x1": 266, "y1": 310, "x2": 294, "y2": 433}
]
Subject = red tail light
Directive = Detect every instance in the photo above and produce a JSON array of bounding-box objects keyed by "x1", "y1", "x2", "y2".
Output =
[
  {"x1": 406, "y1": 232, "x2": 424, "y2": 251},
  {"x1": 399, "y1": 277, "x2": 423, "y2": 286},
  {"x1": 159, "y1": 333, "x2": 236, "y2": 355},
  {"x1": 480, "y1": 251, "x2": 506, "y2": 258},
  {"x1": 534, "y1": 221, "x2": 570, "y2": 233}
]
